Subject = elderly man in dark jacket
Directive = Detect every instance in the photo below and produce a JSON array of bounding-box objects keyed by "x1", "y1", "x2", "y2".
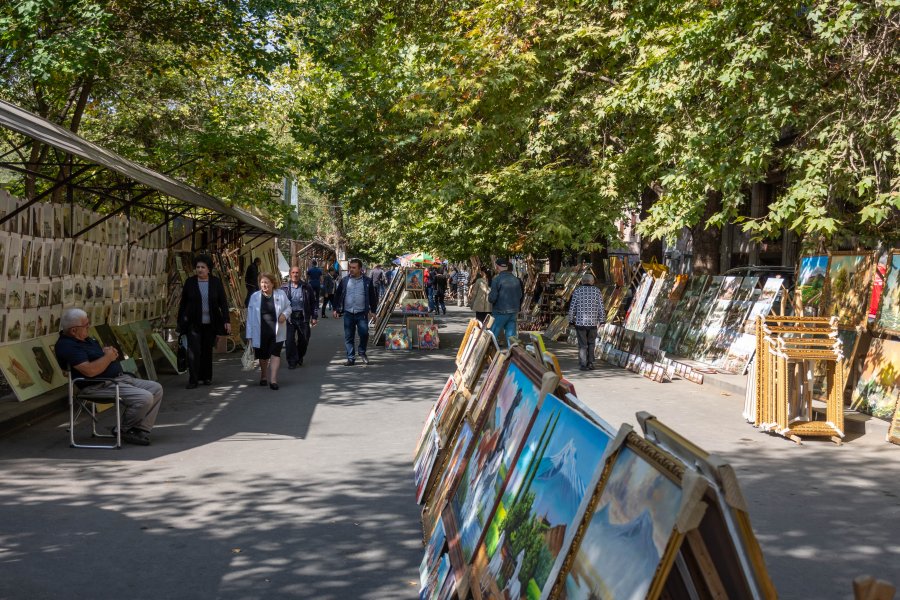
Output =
[
  {"x1": 282, "y1": 266, "x2": 319, "y2": 369},
  {"x1": 333, "y1": 258, "x2": 379, "y2": 366}
]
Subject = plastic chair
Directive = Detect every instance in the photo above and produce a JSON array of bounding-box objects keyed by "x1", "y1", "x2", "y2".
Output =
[{"x1": 65, "y1": 371, "x2": 122, "y2": 449}]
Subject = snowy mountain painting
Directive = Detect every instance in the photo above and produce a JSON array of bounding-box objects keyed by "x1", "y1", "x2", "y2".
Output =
[
  {"x1": 564, "y1": 446, "x2": 683, "y2": 600},
  {"x1": 477, "y1": 394, "x2": 612, "y2": 600}
]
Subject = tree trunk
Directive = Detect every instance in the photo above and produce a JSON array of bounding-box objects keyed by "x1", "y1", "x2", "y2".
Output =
[
  {"x1": 692, "y1": 191, "x2": 723, "y2": 274},
  {"x1": 549, "y1": 249, "x2": 563, "y2": 273},
  {"x1": 639, "y1": 188, "x2": 664, "y2": 263},
  {"x1": 590, "y1": 239, "x2": 608, "y2": 284}
]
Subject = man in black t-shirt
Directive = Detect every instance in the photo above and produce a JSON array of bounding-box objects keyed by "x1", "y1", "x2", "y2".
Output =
[{"x1": 55, "y1": 308, "x2": 163, "y2": 446}]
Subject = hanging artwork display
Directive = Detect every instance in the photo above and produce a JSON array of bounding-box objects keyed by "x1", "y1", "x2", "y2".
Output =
[
  {"x1": 470, "y1": 394, "x2": 615, "y2": 600},
  {"x1": 875, "y1": 251, "x2": 900, "y2": 335},
  {"x1": 850, "y1": 337, "x2": 900, "y2": 419},
  {"x1": 824, "y1": 251, "x2": 874, "y2": 328}
]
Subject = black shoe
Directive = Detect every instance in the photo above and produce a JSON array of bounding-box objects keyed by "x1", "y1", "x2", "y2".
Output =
[
  {"x1": 288, "y1": 364, "x2": 297, "y2": 370},
  {"x1": 269, "y1": 383, "x2": 279, "y2": 390},
  {"x1": 186, "y1": 381, "x2": 198, "y2": 389},
  {"x1": 344, "y1": 359, "x2": 355, "y2": 366},
  {"x1": 360, "y1": 355, "x2": 370, "y2": 365},
  {"x1": 201, "y1": 379, "x2": 212, "y2": 385},
  {"x1": 587, "y1": 364, "x2": 595, "y2": 371},
  {"x1": 298, "y1": 358, "x2": 303, "y2": 366},
  {"x1": 579, "y1": 366, "x2": 589, "y2": 371},
  {"x1": 259, "y1": 379, "x2": 268, "y2": 386},
  {"x1": 123, "y1": 428, "x2": 151, "y2": 446}
]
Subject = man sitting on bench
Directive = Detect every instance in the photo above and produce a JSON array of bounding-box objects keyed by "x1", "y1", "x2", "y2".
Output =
[{"x1": 55, "y1": 308, "x2": 163, "y2": 446}]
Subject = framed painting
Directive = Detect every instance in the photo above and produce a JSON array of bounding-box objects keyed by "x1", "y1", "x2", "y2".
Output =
[
  {"x1": 422, "y1": 418, "x2": 477, "y2": 537},
  {"x1": 544, "y1": 433, "x2": 687, "y2": 600},
  {"x1": 875, "y1": 251, "x2": 900, "y2": 335},
  {"x1": 677, "y1": 276, "x2": 723, "y2": 356},
  {"x1": 850, "y1": 337, "x2": 900, "y2": 419},
  {"x1": 444, "y1": 348, "x2": 547, "y2": 567},
  {"x1": 419, "y1": 324, "x2": 440, "y2": 350},
  {"x1": 460, "y1": 329, "x2": 496, "y2": 393},
  {"x1": 407, "y1": 316, "x2": 433, "y2": 348},
  {"x1": 470, "y1": 393, "x2": 615, "y2": 600},
  {"x1": 824, "y1": 251, "x2": 874, "y2": 328},
  {"x1": 795, "y1": 255, "x2": 828, "y2": 316},
  {"x1": 456, "y1": 318, "x2": 480, "y2": 368},
  {"x1": 467, "y1": 351, "x2": 509, "y2": 426},
  {"x1": 406, "y1": 268, "x2": 425, "y2": 291},
  {"x1": 415, "y1": 423, "x2": 441, "y2": 504},
  {"x1": 420, "y1": 518, "x2": 448, "y2": 593},
  {"x1": 0, "y1": 341, "x2": 50, "y2": 401}
]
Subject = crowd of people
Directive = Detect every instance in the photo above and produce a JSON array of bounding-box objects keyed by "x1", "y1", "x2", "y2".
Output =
[{"x1": 55, "y1": 251, "x2": 606, "y2": 446}]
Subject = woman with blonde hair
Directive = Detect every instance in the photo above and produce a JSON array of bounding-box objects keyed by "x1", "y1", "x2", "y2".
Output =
[{"x1": 246, "y1": 272, "x2": 291, "y2": 390}]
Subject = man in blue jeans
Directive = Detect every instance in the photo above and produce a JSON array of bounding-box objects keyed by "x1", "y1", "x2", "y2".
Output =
[
  {"x1": 488, "y1": 257, "x2": 524, "y2": 347},
  {"x1": 333, "y1": 258, "x2": 379, "y2": 365}
]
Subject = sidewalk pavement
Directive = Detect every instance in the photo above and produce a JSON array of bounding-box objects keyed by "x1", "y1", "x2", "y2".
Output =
[{"x1": 0, "y1": 308, "x2": 897, "y2": 599}]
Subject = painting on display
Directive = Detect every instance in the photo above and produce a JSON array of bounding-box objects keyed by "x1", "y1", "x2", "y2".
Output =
[
  {"x1": 876, "y1": 252, "x2": 900, "y2": 335},
  {"x1": 548, "y1": 440, "x2": 684, "y2": 600},
  {"x1": 384, "y1": 326, "x2": 411, "y2": 350},
  {"x1": 825, "y1": 252, "x2": 874, "y2": 328},
  {"x1": 415, "y1": 423, "x2": 441, "y2": 504},
  {"x1": 850, "y1": 337, "x2": 900, "y2": 419},
  {"x1": 418, "y1": 324, "x2": 440, "y2": 350},
  {"x1": 445, "y1": 353, "x2": 544, "y2": 565},
  {"x1": 796, "y1": 255, "x2": 828, "y2": 316},
  {"x1": 676, "y1": 276, "x2": 723, "y2": 356},
  {"x1": 472, "y1": 394, "x2": 614, "y2": 600},
  {"x1": 0, "y1": 341, "x2": 50, "y2": 401},
  {"x1": 406, "y1": 268, "x2": 425, "y2": 291},
  {"x1": 407, "y1": 317, "x2": 433, "y2": 348}
]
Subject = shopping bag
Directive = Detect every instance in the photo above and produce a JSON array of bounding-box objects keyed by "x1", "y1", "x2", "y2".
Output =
[
  {"x1": 241, "y1": 344, "x2": 256, "y2": 371},
  {"x1": 177, "y1": 335, "x2": 188, "y2": 372}
]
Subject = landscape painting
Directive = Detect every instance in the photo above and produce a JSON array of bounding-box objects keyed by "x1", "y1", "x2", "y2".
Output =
[
  {"x1": 449, "y1": 359, "x2": 542, "y2": 563},
  {"x1": 796, "y1": 255, "x2": 828, "y2": 316},
  {"x1": 850, "y1": 337, "x2": 900, "y2": 419},
  {"x1": 562, "y1": 445, "x2": 683, "y2": 600},
  {"x1": 825, "y1": 253, "x2": 873, "y2": 327},
  {"x1": 474, "y1": 394, "x2": 613, "y2": 600}
]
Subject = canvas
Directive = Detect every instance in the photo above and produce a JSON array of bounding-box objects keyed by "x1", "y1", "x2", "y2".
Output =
[
  {"x1": 796, "y1": 255, "x2": 828, "y2": 316},
  {"x1": 449, "y1": 358, "x2": 544, "y2": 564},
  {"x1": 423, "y1": 420, "x2": 476, "y2": 538},
  {"x1": 415, "y1": 423, "x2": 441, "y2": 503},
  {"x1": 850, "y1": 337, "x2": 900, "y2": 418},
  {"x1": 825, "y1": 253, "x2": 874, "y2": 328},
  {"x1": 876, "y1": 252, "x2": 900, "y2": 335},
  {"x1": 406, "y1": 268, "x2": 425, "y2": 291},
  {"x1": 677, "y1": 276, "x2": 723, "y2": 356},
  {"x1": 385, "y1": 326, "x2": 411, "y2": 350},
  {"x1": 560, "y1": 445, "x2": 683, "y2": 600},
  {"x1": 420, "y1": 518, "x2": 447, "y2": 591},
  {"x1": 468, "y1": 352, "x2": 508, "y2": 426},
  {"x1": 474, "y1": 394, "x2": 614, "y2": 600},
  {"x1": 29, "y1": 335, "x2": 67, "y2": 390},
  {"x1": 407, "y1": 317, "x2": 433, "y2": 348},
  {"x1": 0, "y1": 341, "x2": 51, "y2": 401},
  {"x1": 419, "y1": 324, "x2": 440, "y2": 350}
]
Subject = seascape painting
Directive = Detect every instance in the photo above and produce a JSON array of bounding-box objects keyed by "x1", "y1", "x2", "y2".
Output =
[
  {"x1": 476, "y1": 394, "x2": 613, "y2": 600},
  {"x1": 449, "y1": 361, "x2": 542, "y2": 563},
  {"x1": 563, "y1": 446, "x2": 683, "y2": 600}
]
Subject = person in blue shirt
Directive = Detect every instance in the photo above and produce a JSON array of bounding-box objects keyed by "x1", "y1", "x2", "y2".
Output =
[
  {"x1": 333, "y1": 258, "x2": 379, "y2": 366},
  {"x1": 55, "y1": 308, "x2": 163, "y2": 445},
  {"x1": 307, "y1": 259, "x2": 324, "y2": 308}
]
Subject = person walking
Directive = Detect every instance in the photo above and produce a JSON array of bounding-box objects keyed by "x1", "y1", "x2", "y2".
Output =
[
  {"x1": 282, "y1": 267, "x2": 318, "y2": 369},
  {"x1": 425, "y1": 266, "x2": 436, "y2": 313},
  {"x1": 370, "y1": 263, "x2": 387, "y2": 299},
  {"x1": 568, "y1": 273, "x2": 606, "y2": 370},
  {"x1": 468, "y1": 268, "x2": 491, "y2": 322},
  {"x1": 177, "y1": 254, "x2": 231, "y2": 389},
  {"x1": 321, "y1": 268, "x2": 337, "y2": 317},
  {"x1": 433, "y1": 267, "x2": 448, "y2": 315},
  {"x1": 306, "y1": 259, "x2": 324, "y2": 307},
  {"x1": 246, "y1": 273, "x2": 291, "y2": 390},
  {"x1": 488, "y1": 258, "x2": 523, "y2": 347},
  {"x1": 457, "y1": 266, "x2": 470, "y2": 307},
  {"x1": 333, "y1": 258, "x2": 379, "y2": 366},
  {"x1": 244, "y1": 257, "x2": 261, "y2": 307},
  {"x1": 55, "y1": 308, "x2": 163, "y2": 446}
]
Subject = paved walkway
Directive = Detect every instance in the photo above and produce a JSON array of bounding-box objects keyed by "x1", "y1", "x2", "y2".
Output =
[{"x1": 0, "y1": 307, "x2": 898, "y2": 599}]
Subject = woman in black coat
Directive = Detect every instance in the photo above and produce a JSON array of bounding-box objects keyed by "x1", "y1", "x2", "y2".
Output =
[{"x1": 177, "y1": 254, "x2": 231, "y2": 389}]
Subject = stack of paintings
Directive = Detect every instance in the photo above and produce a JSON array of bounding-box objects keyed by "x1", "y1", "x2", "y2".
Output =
[{"x1": 370, "y1": 266, "x2": 407, "y2": 346}]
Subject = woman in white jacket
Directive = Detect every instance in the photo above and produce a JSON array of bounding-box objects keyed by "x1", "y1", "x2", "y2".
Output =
[{"x1": 246, "y1": 272, "x2": 291, "y2": 390}]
